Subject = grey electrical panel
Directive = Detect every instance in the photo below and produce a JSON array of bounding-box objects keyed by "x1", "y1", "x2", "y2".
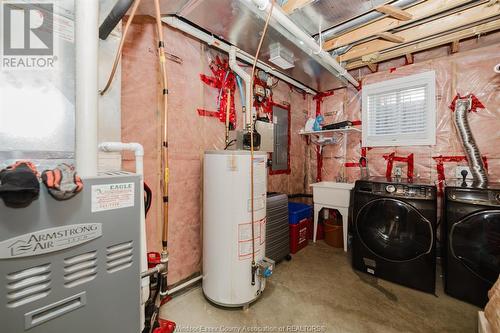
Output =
[
  {"x1": 0, "y1": 172, "x2": 141, "y2": 332},
  {"x1": 272, "y1": 105, "x2": 289, "y2": 171}
]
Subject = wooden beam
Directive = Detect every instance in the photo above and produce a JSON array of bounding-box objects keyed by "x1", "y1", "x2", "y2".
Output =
[
  {"x1": 450, "y1": 40, "x2": 460, "y2": 53},
  {"x1": 339, "y1": 2, "x2": 500, "y2": 62},
  {"x1": 345, "y1": 18, "x2": 500, "y2": 70},
  {"x1": 281, "y1": 0, "x2": 314, "y2": 14},
  {"x1": 376, "y1": 5, "x2": 413, "y2": 21},
  {"x1": 405, "y1": 53, "x2": 414, "y2": 65},
  {"x1": 367, "y1": 63, "x2": 379, "y2": 73},
  {"x1": 377, "y1": 32, "x2": 405, "y2": 43},
  {"x1": 323, "y1": 0, "x2": 475, "y2": 51}
]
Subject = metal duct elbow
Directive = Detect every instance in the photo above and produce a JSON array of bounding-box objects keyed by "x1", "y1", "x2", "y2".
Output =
[
  {"x1": 99, "y1": 0, "x2": 135, "y2": 40},
  {"x1": 453, "y1": 98, "x2": 488, "y2": 187}
]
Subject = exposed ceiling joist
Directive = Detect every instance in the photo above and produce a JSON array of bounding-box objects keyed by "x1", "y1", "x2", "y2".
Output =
[
  {"x1": 405, "y1": 53, "x2": 414, "y2": 64},
  {"x1": 345, "y1": 18, "x2": 500, "y2": 70},
  {"x1": 451, "y1": 40, "x2": 460, "y2": 53},
  {"x1": 377, "y1": 32, "x2": 405, "y2": 43},
  {"x1": 367, "y1": 63, "x2": 379, "y2": 72},
  {"x1": 375, "y1": 4, "x2": 413, "y2": 21},
  {"x1": 338, "y1": 1, "x2": 500, "y2": 62},
  {"x1": 281, "y1": 0, "x2": 315, "y2": 14},
  {"x1": 323, "y1": 0, "x2": 476, "y2": 51}
]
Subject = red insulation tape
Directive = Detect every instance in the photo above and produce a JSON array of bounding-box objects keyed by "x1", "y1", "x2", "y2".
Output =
[
  {"x1": 383, "y1": 153, "x2": 414, "y2": 179},
  {"x1": 449, "y1": 93, "x2": 485, "y2": 113},
  {"x1": 432, "y1": 155, "x2": 488, "y2": 193},
  {"x1": 197, "y1": 56, "x2": 237, "y2": 127}
]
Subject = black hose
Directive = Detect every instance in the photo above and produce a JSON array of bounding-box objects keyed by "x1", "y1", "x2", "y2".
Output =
[
  {"x1": 99, "y1": 0, "x2": 135, "y2": 40},
  {"x1": 144, "y1": 182, "x2": 152, "y2": 217}
]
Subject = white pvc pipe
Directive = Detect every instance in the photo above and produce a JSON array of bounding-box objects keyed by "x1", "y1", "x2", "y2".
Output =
[
  {"x1": 98, "y1": 142, "x2": 148, "y2": 326},
  {"x1": 75, "y1": 0, "x2": 99, "y2": 177},
  {"x1": 162, "y1": 16, "x2": 316, "y2": 95},
  {"x1": 250, "y1": 0, "x2": 360, "y2": 88},
  {"x1": 167, "y1": 275, "x2": 202, "y2": 295},
  {"x1": 229, "y1": 46, "x2": 252, "y2": 129}
]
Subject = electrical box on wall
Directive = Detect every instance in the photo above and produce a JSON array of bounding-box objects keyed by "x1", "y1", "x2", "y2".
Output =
[
  {"x1": 228, "y1": 123, "x2": 274, "y2": 153},
  {"x1": 255, "y1": 121, "x2": 275, "y2": 153}
]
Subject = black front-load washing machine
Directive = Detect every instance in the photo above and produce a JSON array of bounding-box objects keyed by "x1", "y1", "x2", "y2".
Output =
[
  {"x1": 443, "y1": 181, "x2": 500, "y2": 307},
  {"x1": 352, "y1": 178, "x2": 437, "y2": 293}
]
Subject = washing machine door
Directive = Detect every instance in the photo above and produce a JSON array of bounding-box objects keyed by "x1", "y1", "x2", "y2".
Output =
[
  {"x1": 450, "y1": 210, "x2": 500, "y2": 284},
  {"x1": 356, "y1": 198, "x2": 433, "y2": 262}
]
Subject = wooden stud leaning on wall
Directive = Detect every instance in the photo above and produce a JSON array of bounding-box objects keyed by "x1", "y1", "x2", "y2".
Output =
[{"x1": 153, "y1": 0, "x2": 170, "y2": 295}]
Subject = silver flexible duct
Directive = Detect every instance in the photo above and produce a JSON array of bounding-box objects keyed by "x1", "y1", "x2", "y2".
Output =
[{"x1": 453, "y1": 98, "x2": 488, "y2": 187}]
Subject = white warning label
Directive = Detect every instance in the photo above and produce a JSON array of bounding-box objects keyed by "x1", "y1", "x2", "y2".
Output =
[
  {"x1": 238, "y1": 218, "x2": 265, "y2": 259},
  {"x1": 91, "y1": 183, "x2": 135, "y2": 212}
]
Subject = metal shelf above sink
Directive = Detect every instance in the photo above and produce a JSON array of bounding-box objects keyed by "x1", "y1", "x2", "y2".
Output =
[{"x1": 299, "y1": 127, "x2": 361, "y2": 136}]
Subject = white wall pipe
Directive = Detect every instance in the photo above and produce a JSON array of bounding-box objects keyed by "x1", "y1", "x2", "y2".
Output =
[
  {"x1": 167, "y1": 275, "x2": 203, "y2": 295},
  {"x1": 98, "y1": 142, "x2": 148, "y2": 327},
  {"x1": 229, "y1": 46, "x2": 252, "y2": 129},
  {"x1": 162, "y1": 16, "x2": 316, "y2": 95},
  {"x1": 250, "y1": 0, "x2": 360, "y2": 88},
  {"x1": 75, "y1": 0, "x2": 99, "y2": 177}
]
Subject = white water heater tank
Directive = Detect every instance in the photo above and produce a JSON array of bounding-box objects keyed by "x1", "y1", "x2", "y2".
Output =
[{"x1": 203, "y1": 150, "x2": 268, "y2": 307}]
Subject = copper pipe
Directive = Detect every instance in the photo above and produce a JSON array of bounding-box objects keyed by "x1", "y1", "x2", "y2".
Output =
[
  {"x1": 100, "y1": 0, "x2": 142, "y2": 95},
  {"x1": 249, "y1": 0, "x2": 274, "y2": 284},
  {"x1": 225, "y1": 89, "x2": 231, "y2": 147}
]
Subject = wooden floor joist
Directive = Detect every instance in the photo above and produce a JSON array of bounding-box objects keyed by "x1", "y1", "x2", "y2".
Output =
[
  {"x1": 338, "y1": 1, "x2": 500, "y2": 62},
  {"x1": 345, "y1": 18, "x2": 500, "y2": 70},
  {"x1": 376, "y1": 5, "x2": 413, "y2": 21},
  {"x1": 377, "y1": 32, "x2": 405, "y2": 43},
  {"x1": 405, "y1": 53, "x2": 414, "y2": 64},
  {"x1": 323, "y1": 0, "x2": 480, "y2": 51},
  {"x1": 281, "y1": 0, "x2": 315, "y2": 14}
]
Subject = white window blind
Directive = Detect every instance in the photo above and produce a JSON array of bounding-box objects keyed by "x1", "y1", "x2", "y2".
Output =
[{"x1": 362, "y1": 71, "x2": 436, "y2": 147}]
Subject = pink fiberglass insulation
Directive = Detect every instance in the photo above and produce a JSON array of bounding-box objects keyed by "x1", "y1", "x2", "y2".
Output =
[
  {"x1": 122, "y1": 17, "x2": 311, "y2": 284},
  {"x1": 122, "y1": 16, "x2": 500, "y2": 285},
  {"x1": 317, "y1": 44, "x2": 500, "y2": 188}
]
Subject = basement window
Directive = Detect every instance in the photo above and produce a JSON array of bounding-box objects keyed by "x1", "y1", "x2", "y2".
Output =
[{"x1": 362, "y1": 71, "x2": 436, "y2": 147}]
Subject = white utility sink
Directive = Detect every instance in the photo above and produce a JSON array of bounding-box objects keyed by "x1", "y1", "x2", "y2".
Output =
[{"x1": 310, "y1": 182, "x2": 355, "y2": 251}]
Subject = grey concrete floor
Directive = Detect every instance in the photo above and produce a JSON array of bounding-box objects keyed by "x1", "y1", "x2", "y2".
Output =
[{"x1": 160, "y1": 242, "x2": 478, "y2": 332}]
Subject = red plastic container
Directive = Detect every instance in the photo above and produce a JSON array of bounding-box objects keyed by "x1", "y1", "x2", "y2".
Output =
[
  {"x1": 307, "y1": 219, "x2": 325, "y2": 240},
  {"x1": 289, "y1": 218, "x2": 310, "y2": 254}
]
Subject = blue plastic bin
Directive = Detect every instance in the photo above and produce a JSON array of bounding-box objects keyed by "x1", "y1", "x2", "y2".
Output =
[{"x1": 288, "y1": 202, "x2": 313, "y2": 225}]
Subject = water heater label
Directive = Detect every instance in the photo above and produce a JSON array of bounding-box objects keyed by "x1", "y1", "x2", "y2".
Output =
[
  {"x1": 0, "y1": 223, "x2": 102, "y2": 259},
  {"x1": 238, "y1": 218, "x2": 265, "y2": 259},
  {"x1": 91, "y1": 182, "x2": 135, "y2": 212}
]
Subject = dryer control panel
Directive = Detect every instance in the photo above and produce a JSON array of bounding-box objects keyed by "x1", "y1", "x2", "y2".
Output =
[
  {"x1": 377, "y1": 183, "x2": 434, "y2": 199},
  {"x1": 355, "y1": 179, "x2": 436, "y2": 200},
  {"x1": 447, "y1": 188, "x2": 500, "y2": 206}
]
